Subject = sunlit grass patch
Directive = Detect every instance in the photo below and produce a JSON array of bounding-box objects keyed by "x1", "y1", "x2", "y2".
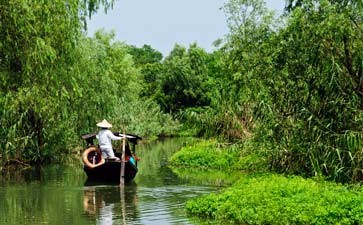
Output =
[
  {"x1": 169, "y1": 139, "x2": 268, "y2": 171},
  {"x1": 186, "y1": 174, "x2": 363, "y2": 224},
  {"x1": 169, "y1": 140, "x2": 239, "y2": 169}
]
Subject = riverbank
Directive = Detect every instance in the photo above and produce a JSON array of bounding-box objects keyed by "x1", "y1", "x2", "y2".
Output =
[{"x1": 169, "y1": 140, "x2": 363, "y2": 224}]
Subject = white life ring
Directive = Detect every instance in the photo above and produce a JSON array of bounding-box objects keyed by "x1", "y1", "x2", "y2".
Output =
[{"x1": 82, "y1": 146, "x2": 105, "y2": 168}]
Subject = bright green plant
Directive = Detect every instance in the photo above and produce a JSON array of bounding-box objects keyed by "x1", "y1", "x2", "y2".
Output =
[
  {"x1": 169, "y1": 140, "x2": 239, "y2": 169},
  {"x1": 187, "y1": 174, "x2": 363, "y2": 224},
  {"x1": 169, "y1": 139, "x2": 268, "y2": 171}
]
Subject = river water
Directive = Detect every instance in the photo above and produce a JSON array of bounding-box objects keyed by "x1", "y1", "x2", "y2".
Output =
[{"x1": 0, "y1": 138, "x2": 240, "y2": 225}]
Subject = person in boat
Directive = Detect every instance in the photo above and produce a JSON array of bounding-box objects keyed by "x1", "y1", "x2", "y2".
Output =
[
  {"x1": 96, "y1": 119, "x2": 122, "y2": 160},
  {"x1": 125, "y1": 142, "x2": 137, "y2": 165}
]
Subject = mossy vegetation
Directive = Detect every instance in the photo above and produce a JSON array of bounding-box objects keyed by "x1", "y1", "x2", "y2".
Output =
[
  {"x1": 169, "y1": 140, "x2": 238, "y2": 169},
  {"x1": 169, "y1": 139, "x2": 268, "y2": 171},
  {"x1": 186, "y1": 174, "x2": 363, "y2": 224}
]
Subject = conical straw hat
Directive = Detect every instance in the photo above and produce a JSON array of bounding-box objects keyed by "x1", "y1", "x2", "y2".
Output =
[{"x1": 96, "y1": 119, "x2": 112, "y2": 128}]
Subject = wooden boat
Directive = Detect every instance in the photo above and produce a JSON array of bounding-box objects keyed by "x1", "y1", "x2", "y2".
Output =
[{"x1": 81, "y1": 132, "x2": 142, "y2": 183}]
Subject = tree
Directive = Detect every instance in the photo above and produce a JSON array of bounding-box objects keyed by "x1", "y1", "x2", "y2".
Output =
[
  {"x1": 159, "y1": 44, "x2": 210, "y2": 112},
  {"x1": 285, "y1": 0, "x2": 363, "y2": 12},
  {"x1": 265, "y1": 0, "x2": 363, "y2": 182},
  {"x1": 222, "y1": 0, "x2": 363, "y2": 182},
  {"x1": 126, "y1": 44, "x2": 164, "y2": 98},
  {"x1": 127, "y1": 44, "x2": 163, "y2": 66},
  {"x1": 0, "y1": 0, "x2": 115, "y2": 164},
  {"x1": 213, "y1": 0, "x2": 363, "y2": 182}
]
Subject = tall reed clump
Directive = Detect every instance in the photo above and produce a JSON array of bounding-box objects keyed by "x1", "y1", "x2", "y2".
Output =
[
  {"x1": 180, "y1": 96, "x2": 254, "y2": 141},
  {"x1": 218, "y1": 0, "x2": 363, "y2": 183},
  {"x1": 262, "y1": 1, "x2": 363, "y2": 183}
]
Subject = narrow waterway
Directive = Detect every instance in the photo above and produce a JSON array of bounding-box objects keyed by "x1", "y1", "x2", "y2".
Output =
[{"x1": 0, "y1": 138, "x2": 240, "y2": 225}]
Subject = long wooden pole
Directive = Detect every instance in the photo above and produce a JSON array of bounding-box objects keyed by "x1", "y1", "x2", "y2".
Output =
[
  {"x1": 120, "y1": 185, "x2": 126, "y2": 225},
  {"x1": 120, "y1": 129, "x2": 126, "y2": 185}
]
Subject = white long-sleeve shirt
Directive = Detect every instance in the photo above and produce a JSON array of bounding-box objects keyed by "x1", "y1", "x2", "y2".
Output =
[{"x1": 96, "y1": 129, "x2": 122, "y2": 149}]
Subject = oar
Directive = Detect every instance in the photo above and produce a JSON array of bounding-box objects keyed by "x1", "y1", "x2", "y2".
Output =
[{"x1": 120, "y1": 129, "x2": 126, "y2": 185}]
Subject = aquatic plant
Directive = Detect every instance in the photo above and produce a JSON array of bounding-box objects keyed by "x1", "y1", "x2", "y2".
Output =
[{"x1": 186, "y1": 174, "x2": 363, "y2": 224}]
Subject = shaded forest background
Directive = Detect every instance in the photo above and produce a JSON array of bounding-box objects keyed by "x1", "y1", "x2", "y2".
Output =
[{"x1": 1, "y1": 0, "x2": 363, "y2": 183}]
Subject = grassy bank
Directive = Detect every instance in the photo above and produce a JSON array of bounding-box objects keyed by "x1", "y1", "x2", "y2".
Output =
[
  {"x1": 169, "y1": 140, "x2": 363, "y2": 224},
  {"x1": 169, "y1": 139, "x2": 267, "y2": 171}
]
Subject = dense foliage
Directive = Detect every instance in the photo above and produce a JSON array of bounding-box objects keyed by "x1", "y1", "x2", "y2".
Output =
[
  {"x1": 263, "y1": 1, "x2": 363, "y2": 182},
  {"x1": 166, "y1": 2, "x2": 363, "y2": 223},
  {"x1": 166, "y1": 0, "x2": 363, "y2": 183},
  {"x1": 0, "y1": 0, "x2": 95, "y2": 164},
  {"x1": 229, "y1": 0, "x2": 363, "y2": 183},
  {"x1": 0, "y1": 1, "x2": 177, "y2": 166}
]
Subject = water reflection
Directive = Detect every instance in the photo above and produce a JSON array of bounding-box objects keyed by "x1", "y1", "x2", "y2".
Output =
[
  {"x1": 83, "y1": 183, "x2": 139, "y2": 224},
  {"x1": 170, "y1": 167, "x2": 243, "y2": 186}
]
